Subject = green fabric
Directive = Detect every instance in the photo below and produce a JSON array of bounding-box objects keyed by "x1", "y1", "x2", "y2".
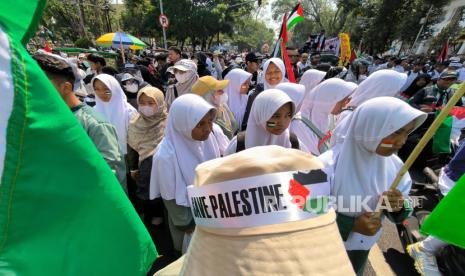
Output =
[
  {"x1": 73, "y1": 104, "x2": 128, "y2": 192},
  {"x1": 336, "y1": 213, "x2": 355, "y2": 241},
  {"x1": 1, "y1": 0, "x2": 46, "y2": 45},
  {"x1": 421, "y1": 174, "x2": 465, "y2": 249},
  {"x1": 432, "y1": 110, "x2": 453, "y2": 154},
  {"x1": 0, "y1": 2, "x2": 157, "y2": 275}
]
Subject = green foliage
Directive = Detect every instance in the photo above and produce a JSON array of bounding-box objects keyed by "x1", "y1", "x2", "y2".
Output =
[{"x1": 229, "y1": 17, "x2": 275, "y2": 51}]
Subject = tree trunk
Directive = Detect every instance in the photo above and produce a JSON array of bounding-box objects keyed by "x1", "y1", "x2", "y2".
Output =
[
  {"x1": 76, "y1": 0, "x2": 87, "y2": 38},
  {"x1": 208, "y1": 35, "x2": 214, "y2": 49}
]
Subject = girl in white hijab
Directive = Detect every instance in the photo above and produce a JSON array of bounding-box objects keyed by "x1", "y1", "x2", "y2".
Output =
[
  {"x1": 224, "y1": 89, "x2": 307, "y2": 155},
  {"x1": 224, "y1": 69, "x2": 252, "y2": 128},
  {"x1": 93, "y1": 74, "x2": 138, "y2": 154},
  {"x1": 291, "y1": 79, "x2": 357, "y2": 155},
  {"x1": 150, "y1": 93, "x2": 221, "y2": 254},
  {"x1": 299, "y1": 69, "x2": 326, "y2": 93},
  {"x1": 331, "y1": 69, "x2": 408, "y2": 146},
  {"x1": 262, "y1": 57, "x2": 286, "y2": 90},
  {"x1": 240, "y1": 58, "x2": 287, "y2": 131},
  {"x1": 319, "y1": 97, "x2": 426, "y2": 275}
]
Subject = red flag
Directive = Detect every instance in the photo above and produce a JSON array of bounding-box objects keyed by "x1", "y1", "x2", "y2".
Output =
[
  {"x1": 280, "y1": 13, "x2": 296, "y2": 83},
  {"x1": 349, "y1": 48, "x2": 357, "y2": 64},
  {"x1": 438, "y1": 39, "x2": 449, "y2": 62}
]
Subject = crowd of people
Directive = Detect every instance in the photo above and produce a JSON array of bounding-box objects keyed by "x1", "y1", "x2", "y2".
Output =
[{"x1": 31, "y1": 43, "x2": 465, "y2": 275}]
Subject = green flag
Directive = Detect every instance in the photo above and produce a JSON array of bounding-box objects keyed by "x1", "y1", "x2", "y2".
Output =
[
  {"x1": 0, "y1": 1, "x2": 157, "y2": 275},
  {"x1": 421, "y1": 174, "x2": 465, "y2": 249}
]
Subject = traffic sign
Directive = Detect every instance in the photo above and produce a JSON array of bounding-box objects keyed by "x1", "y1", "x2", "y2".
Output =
[{"x1": 159, "y1": 14, "x2": 169, "y2": 28}]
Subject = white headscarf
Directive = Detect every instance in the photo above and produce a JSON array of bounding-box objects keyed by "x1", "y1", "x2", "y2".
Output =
[
  {"x1": 224, "y1": 69, "x2": 252, "y2": 128},
  {"x1": 150, "y1": 94, "x2": 221, "y2": 206},
  {"x1": 301, "y1": 79, "x2": 358, "y2": 134},
  {"x1": 299, "y1": 69, "x2": 326, "y2": 92},
  {"x1": 348, "y1": 69, "x2": 407, "y2": 107},
  {"x1": 332, "y1": 69, "x2": 408, "y2": 145},
  {"x1": 93, "y1": 74, "x2": 137, "y2": 154},
  {"x1": 262, "y1": 58, "x2": 286, "y2": 90},
  {"x1": 276, "y1": 83, "x2": 306, "y2": 111},
  {"x1": 245, "y1": 89, "x2": 295, "y2": 149},
  {"x1": 331, "y1": 97, "x2": 426, "y2": 217}
]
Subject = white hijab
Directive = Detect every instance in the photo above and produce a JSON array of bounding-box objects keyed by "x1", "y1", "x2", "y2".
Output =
[
  {"x1": 93, "y1": 74, "x2": 137, "y2": 154},
  {"x1": 348, "y1": 69, "x2": 407, "y2": 107},
  {"x1": 262, "y1": 58, "x2": 286, "y2": 90},
  {"x1": 331, "y1": 97, "x2": 426, "y2": 217},
  {"x1": 332, "y1": 69, "x2": 408, "y2": 145},
  {"x1": 301, "y1": 79, "x2": 358, "y2": 134},
  {"x1": 150, "y1": 94, "x2": 221, "y2": 206},
  {"x1": 275, "y1": 83, "x2": 306, "y2": 111},
  {"x1": 245, "y1": 89, "x2": 295, "y2": 149},
  {"x1": 299, "y1": 69, "x2": 326, "y2": 93},
  {"x1": 224, "y1": 69, "x2": 252, "y2": 128}
]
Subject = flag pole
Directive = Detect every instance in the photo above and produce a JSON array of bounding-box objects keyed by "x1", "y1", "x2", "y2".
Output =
[{"x1": 390, "y1": 81, "x2": 465, "y2": 190}]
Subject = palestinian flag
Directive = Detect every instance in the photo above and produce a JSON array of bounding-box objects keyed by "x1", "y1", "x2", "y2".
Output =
[
  {"x1": 433, "y1": 106, "x2": 465, "y2": 154},
  {"x1": 286, "y1": 4, "x2": 304, "y2": 30},
  {"x1": 271, "y1": 3, "x2": 305, "y2": 58},
  {"x1": 421, "y1": 173, "x2": 465, "y2": 249},
  {"x1": 0, "y1": 0, "x2": 157, "y2": 275}
]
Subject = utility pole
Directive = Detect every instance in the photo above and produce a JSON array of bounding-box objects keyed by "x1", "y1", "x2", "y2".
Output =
[
  {"x1": 159, "y1": 0, "x2": 167, "y2": 49},
  {"x1": 411, "y1": 5, "x2": 434, "y2": 54}
]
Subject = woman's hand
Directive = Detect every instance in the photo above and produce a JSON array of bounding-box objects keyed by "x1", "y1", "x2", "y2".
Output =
[
  {"x1": 382, "y1": 189, "x2": 404, "y2": 212},
  {"x1": 353, "y1": 212, "x2": 382, "y2": 236}
]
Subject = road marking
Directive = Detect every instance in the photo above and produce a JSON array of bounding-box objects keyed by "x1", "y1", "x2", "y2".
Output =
[{"x1": 369, "y1": 244, "x2": 395, "y2": 276}]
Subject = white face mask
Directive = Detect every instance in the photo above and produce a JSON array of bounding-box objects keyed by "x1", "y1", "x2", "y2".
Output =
[
  {"x1": 212, "y1": 93, "x2": 228, "y2": 106},
  {"x1": 125, "y1": 83, "x2": 139, "y2": 93},
  {"x1": 138, "y1": 105, "x2": 157, "y2": 117},
  {"x1": 175, "y1": 72, "x2": 190, "y2": 83}
]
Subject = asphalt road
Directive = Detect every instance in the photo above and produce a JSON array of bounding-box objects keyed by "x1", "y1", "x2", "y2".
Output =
[{"x1": 365, "y1": 220, "x2": 420, "y2": 276}]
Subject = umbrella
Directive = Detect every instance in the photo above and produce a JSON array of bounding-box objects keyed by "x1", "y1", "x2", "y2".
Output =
[{"x1": 95, "y1": 32, "x2": 147, "y2": 50}]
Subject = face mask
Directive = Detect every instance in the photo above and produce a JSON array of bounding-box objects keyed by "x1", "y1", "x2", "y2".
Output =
[
  {"x1": 83, "y1": 61, "x2": 90, "y2": 68},
  {"x1": 212, "y1": 93, "x2": 228, "y2": 106},
  {"x1": 124, "y1": 83, "x2": 139, "y2": 93},
  {"x1": 175, "y1": 72, "x2": 190, "y2": 83},
  {"x1": 138, "y1": 105, "x2": 156, "y2": 117}
]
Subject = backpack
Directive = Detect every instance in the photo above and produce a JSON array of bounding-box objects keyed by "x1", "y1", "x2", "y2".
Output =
[
  {"x1": 293, "y1": 114, "x2": 330, "y2": 154},
  {"x1": 235, "y1": 131, "x2": 300, "y2": 153}
]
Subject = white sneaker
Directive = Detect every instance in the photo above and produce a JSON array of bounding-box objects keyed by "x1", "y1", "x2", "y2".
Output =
[{"x1": 407, "y1": 242, "x2": 441, "y2": 276}]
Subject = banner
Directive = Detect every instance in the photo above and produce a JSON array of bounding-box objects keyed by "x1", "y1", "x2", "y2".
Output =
[
  {"x1": 338, "y1": 33, "x2": 351, "y2": 67},
  {"x1": 323, "y1": 37, "x2": 340, "y2": 54}
]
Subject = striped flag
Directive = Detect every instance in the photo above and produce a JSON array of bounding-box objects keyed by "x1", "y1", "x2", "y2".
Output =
[
  {"x1": 271, "y1": 3, "x2": 305, "y2": 58},
  {"x1": 286, "y1": 4, "x2": 305, "y2": 30},
  {"x1": 433, "y1": 106, "x2": 465, "y2": 153},
  {"x1": 0, "y1": 0, "x2": 157, "y2": 275}
]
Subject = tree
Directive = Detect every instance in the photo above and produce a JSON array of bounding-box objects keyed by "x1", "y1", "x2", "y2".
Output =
[{"x1": 229, "y1": 17, "x2": 275, "y2": 51}]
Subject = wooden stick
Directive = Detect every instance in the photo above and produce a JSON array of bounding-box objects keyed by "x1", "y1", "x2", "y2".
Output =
[{"x1": 390, "y1": 81, "x2": 465, "y2": 190}]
